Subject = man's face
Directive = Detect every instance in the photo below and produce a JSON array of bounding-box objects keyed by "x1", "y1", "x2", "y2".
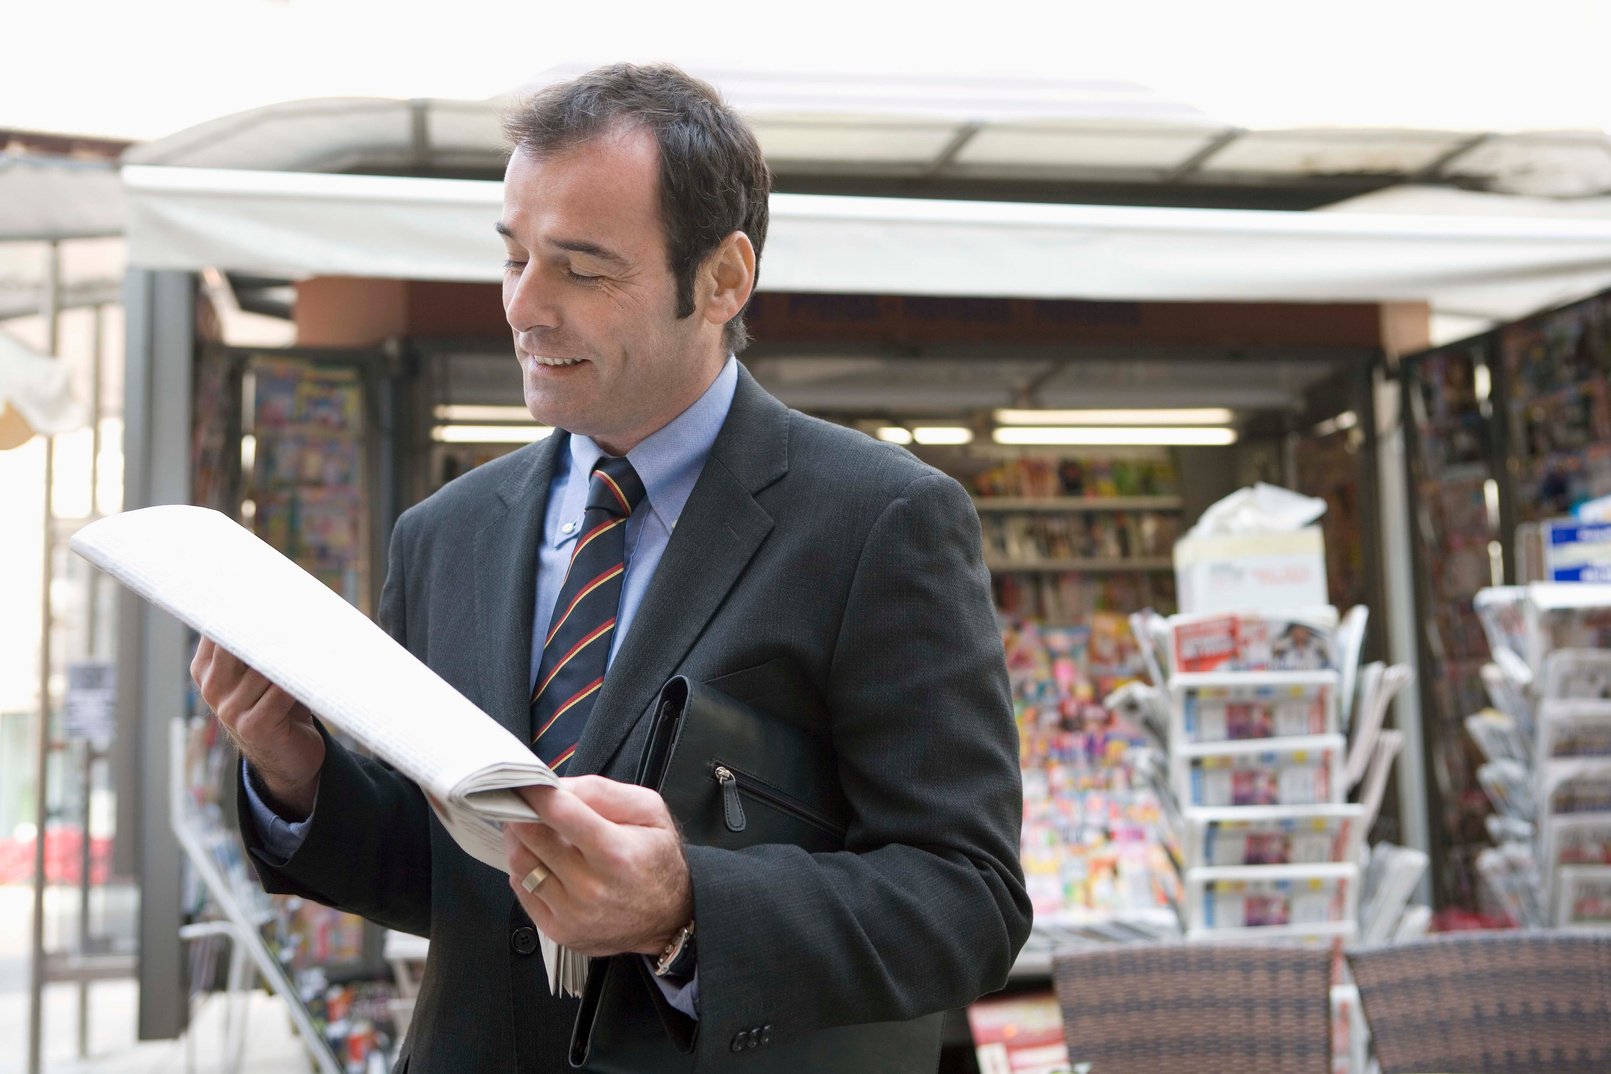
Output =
[{"x1": 498, "y1": 126, "x2": 718, "y2": 454}]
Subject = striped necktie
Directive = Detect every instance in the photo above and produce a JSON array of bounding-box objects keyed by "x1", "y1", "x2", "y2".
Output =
[{"x1": 531, "y1": 455, "x2": 646, "y2": 771}]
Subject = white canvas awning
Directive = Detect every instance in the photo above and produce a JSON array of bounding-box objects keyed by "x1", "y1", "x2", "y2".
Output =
[
  {"x1": 122, "y1": 163, "x2": 1611, "y2": 329},
  {"x1": 0, "y1": 156, "x2": 124, "y2": 242}
]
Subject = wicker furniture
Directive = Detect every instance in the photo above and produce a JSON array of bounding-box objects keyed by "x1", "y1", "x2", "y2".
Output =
[
  {"x1": 1052, "y1": 943, "x2": 1333, "y2": 1074},
  {"x1": 1348, "y1": 930, "x2": 1611, "y2": 1074}
]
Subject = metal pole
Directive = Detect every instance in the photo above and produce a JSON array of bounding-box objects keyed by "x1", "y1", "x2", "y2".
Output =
[
  {"x1": 28, "y1": 240, "x2": 62, "y2": 1074},
  {"x1": 77, "y1": 303, "x2": 105, "y2": 1057}
]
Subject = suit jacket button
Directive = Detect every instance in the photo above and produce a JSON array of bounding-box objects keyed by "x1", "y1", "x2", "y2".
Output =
[
  {"x1": 510, "y1": 926, "x2": 538, "y2": 956},
  {"x1": 747, "y1": 1028, "x2": 762, "y2": 1049},
  {"x1": 731, "y1": 1031, "x2": 747, "y2": 1053},
  {"x1": 761, "y1": 1025, "x2": 773, "y2": 1046}
]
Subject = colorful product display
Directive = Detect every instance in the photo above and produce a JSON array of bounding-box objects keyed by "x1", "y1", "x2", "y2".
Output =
[
  {"x1": 179, "y1": 352, "x2": 395, "y2": 1070},
  {"x1": 304, "y1": 978, "x2": 399, "y2": 1074},
  {"x1": 971, "y1": 456, "x2": 1179, "y2": 500},
  {"x1": 1173, "y1": 674, "x2": 1337, "y2": 744},
  {"x1": 1006, "y1": 620, "x2": 1180, "y2": 927},
  {"x1": 979, "y1": 510, "x2": 1180, "y2": 564},
  {"x1": 1407, "y1": 289, "x2": 1611, "y2": 910},
  {"x1": 993, "y1": 573, "x2": 1175, "y2": 630},
  {"x1": 976, "y1": 454, "x2": 1182, "y2": 623},
  {"x1": 249, "y1": 357, "x2": 369, "y2": 608},
  {"x1": 1403, "y1": 337, "x2": 1505, "y2": 907},
  {"x1": 1169, "y1": 610, "x2": 1338, "y2": 674}
]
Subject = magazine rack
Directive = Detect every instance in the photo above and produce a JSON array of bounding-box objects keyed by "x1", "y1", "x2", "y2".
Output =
[
  {"x1": 1472, "y1": 584, "x2": 1611, "y2": 928},
  {"x1": 169, "y1": 717, "x2": 343, "y2": 1074}
]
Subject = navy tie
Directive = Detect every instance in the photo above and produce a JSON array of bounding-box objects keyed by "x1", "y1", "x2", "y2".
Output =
[{"x1": 530, "y1": 455, "x2": 646, "y2": 771}]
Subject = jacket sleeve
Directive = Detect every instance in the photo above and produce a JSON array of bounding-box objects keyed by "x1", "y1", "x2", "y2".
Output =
[
  {"x1": 682, "y1": 472, "x2": 1032, "y2": 1060},
  {"x1": 236, "y1": 510, "x2": 435, "y2": 938}
]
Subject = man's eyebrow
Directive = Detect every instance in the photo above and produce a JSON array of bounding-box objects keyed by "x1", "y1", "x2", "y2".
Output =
[
  {"x1": 494, "y1": 222, "x2": 626, "y2": 265},
  {"x1": 551, "y1": 238, "x2": 628, "y2": 266}
]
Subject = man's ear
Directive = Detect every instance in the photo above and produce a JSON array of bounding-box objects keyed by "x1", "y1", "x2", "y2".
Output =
[{"x1": 700, "y1": 231, "x2": 756, "y2": 329}]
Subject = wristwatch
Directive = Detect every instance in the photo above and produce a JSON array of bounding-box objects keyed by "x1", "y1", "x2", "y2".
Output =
[{"x1": 653, "y1": 919, "x2": 697, "y2": 978}]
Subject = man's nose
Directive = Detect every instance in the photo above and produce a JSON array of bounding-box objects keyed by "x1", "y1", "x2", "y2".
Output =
[{"x1": 505, "y1": 265, "x2": 560, "y2": 333}]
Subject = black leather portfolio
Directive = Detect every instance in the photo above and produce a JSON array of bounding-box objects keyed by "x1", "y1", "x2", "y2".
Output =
[{"x1": 568, "y1": 675, "x2": 944, "y2": 1072}]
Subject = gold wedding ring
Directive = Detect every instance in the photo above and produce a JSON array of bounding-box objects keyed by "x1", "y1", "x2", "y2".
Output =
[{"x1": 520, "y1": 864, "x2": 550, "y2": 894}]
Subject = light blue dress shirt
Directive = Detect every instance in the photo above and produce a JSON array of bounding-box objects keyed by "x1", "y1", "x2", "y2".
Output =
[{"x1": 245, "y1": 355, "x2": 738, "y2": 1017}]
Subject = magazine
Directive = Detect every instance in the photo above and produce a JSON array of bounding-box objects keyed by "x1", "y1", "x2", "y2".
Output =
[
  {"x1": 1185, "y1": 862, "x2": 1357, "y2": 938},
  {"x1": 1481, "y1": 662, "x2": 1535, "y2": 739},
  {"x1": 1476, "y1": 843, "x2": 1544, "y2": 927},
  {"x1": 1553, "y1": 865, "x2": 1611, "y2": 927},
  {"x1": 1169, "y1": 671, "x2": 1338, "y2": 745},
  {"x1": 1168, "y1": 608, "x2": 1339, "y2": 675},
  {"x1": 1173, "y1": 735, "x2": 1344, "y2": 809},
  {"x1": 1541, "y1": 649, "x2": 1611, "y2": 702},
  {"x1": 1358, "y1": 730, "x2": 1405, "y2": 835},
  {"x1": 1541, "y1": 812, "x2": 1611, "y2": 878},
  {"x1": 1543, "y1": 759, "x2": 1611, "y2": 816},
  {"x1": 1478, "y1": 759, "x2": 1536, "y2": 822},
  {"x1": 1473, "y1": 586, "x2": 1528, "y2": 666},
  {"x1": 1464, "y1": 710, "x2": 1528, "y2": 765},
  {"x1": 1358, "y1": 842, "x2": 1429, "y2": 946},
  {"x1": 1182, "y1": 804, "x2": 1364, "y2": 868},
  {"x1": 1526, "y1": 584, "x2": 1611, "y2": 672},
  {"x1": 1344, "y1": 663, "x2": 1413, "y2": 790},
  {"x1": 1536, "y1": 702, "x2": 1611, "y2": 760},
  {"x1": 1331, "y1": 984, "x2": 1368, "y2": 1074},
  {"x1": 1334, "y1": 605, "x2": 1369, "y2": 734},
  {"x1": 967, "y1": 992, "x2": 1073, "y2": 1074}
]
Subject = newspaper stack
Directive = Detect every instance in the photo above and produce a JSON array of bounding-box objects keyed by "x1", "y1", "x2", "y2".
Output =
[
  {"x1": 1473, "y1": 584, "x2": 1611, "y2": 928},
  {"x1": 1120, "y1": 603, "x2": 1413, "y2": 946}
]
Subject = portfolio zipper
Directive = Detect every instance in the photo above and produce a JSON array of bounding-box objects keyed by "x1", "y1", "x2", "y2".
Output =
[{"x1": 712, "y1": 763, "x2": 846, "y2": 838}]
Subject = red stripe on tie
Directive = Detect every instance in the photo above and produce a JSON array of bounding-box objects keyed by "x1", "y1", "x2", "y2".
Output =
[
  {"x1": 549, "y1": 743, "x2": 578, "y2": 770},
  {"x1": 534, "y1": 675, "x2": 605, "y2": 741},
  {"x1": 545, "y1": 564, "x2": 625, "y2": 647},
  {"x1": 569, "y1": 517, "x2": 623, "y2": 565},
  {"x1": 531, "y1": 619, "x2": 615, "y2": 702},
  {"x1": 596, "y1": 470, "x2": 632, "y2": 514}
]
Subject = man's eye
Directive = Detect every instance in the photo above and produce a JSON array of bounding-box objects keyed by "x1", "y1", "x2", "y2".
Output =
[
  {"x1": 565, "y1": 269, "x2": 601, "y2": 284},
  {"x1": 503, "y1": 260, "x2": 526, "y2": 273}
]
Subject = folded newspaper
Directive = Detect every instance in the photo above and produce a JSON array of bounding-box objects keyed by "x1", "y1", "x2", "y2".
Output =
[{"x1": 71, "y1": 505, "x2": 588, "y2": 996}]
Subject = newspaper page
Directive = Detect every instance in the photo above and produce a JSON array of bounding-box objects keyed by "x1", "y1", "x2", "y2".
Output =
[{"x1": 72, "y1": 505, "x2": 587, "y2": 994}]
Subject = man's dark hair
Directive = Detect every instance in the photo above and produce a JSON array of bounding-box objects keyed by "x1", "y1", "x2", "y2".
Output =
[{"x1": 503, "y1": 63, "x2": 771, "y2": 353}]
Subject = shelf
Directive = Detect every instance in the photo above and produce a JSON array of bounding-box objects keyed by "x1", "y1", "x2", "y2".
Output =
[
  {"x1": 986, "y1": 557, "x2": 1174, "y2": 573},
  {"x1": 973, "y1": 496, "x2": 1184, "y2": 512}
]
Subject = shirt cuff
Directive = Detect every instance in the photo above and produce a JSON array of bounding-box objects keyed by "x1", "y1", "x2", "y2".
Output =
[
  {"x1": 240, "y1": 758, "x2": 314, "y2": 864},
  {"x1": 644, "y1": 957, "x2": 700, "y2": 1020}
]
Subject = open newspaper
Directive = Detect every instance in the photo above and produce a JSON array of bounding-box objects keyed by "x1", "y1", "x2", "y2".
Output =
[{"x1": 71, "y1": 505, "x2": 587, "y2": 996}]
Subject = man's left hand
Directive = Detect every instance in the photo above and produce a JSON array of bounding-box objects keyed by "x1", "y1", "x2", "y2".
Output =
[{"x1": 504, "y1": 775, "x2": 692, "y2": 958}]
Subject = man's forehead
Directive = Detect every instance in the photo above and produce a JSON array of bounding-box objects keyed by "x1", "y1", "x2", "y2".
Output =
[{"x1": 499, "y1": 129, "x2": 661, "y2": 238}]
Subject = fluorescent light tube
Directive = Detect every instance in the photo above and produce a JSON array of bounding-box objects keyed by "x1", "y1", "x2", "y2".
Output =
[
  {"x1": 431, "y1": 425, "x2": 554, "y2": 444},
  {"x1": 433, "y1": 405, "x2": 536, "y2": 422},
  {"x1": 994, "y1": 408, "x2": 1235, "y2": 426},
  {"x1": 912, "y1": 427, "x2": 974, "y2": 445},
  {"x1": 993, "y1": 426, "x2": 1239, "y2": 446},
  {"x1": 876, "y1": 426, "x2": 974, "y2": 445}
]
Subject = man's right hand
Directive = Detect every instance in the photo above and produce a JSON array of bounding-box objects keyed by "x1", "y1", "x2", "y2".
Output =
[{"x1": 191, "y1": 637, "x2": 324, "y2": 821}]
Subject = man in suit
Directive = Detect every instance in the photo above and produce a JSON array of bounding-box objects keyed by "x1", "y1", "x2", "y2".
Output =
[{"x1": 192, "y1": 63, "x2": 1030, "y2": 1071}]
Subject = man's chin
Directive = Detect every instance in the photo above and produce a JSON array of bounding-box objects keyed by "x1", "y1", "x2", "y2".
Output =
[{"x1": 522, "y1": 381, "x2": 591, "y2": 428}]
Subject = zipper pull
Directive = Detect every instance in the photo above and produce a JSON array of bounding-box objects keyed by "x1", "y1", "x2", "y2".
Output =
[{"x1": 714, "y1": 766, "x2": 746, "y2": 832}]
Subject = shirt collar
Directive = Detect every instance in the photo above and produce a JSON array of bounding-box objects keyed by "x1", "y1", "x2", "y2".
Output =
[{"x1": 555, "y1": 356, "x2": 738, "y2": 543}]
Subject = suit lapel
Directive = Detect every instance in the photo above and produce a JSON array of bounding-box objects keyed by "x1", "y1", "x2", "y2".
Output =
[
  {"x1": 570, "y1": 367, "x2": 790, "y2": 775},
  {"x1": 473, "y1": 432, "x2": 566, "y2": 740}
]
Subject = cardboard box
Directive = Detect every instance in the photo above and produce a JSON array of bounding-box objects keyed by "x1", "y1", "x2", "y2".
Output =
[{"x1": 1174, "y1": 526, "x2": 1328, "y2": 615}]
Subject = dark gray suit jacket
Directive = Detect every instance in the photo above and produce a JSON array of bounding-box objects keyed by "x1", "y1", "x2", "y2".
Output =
[{"x1": 243, "y1": 366, "x2": 1031, "y2": 1071}]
